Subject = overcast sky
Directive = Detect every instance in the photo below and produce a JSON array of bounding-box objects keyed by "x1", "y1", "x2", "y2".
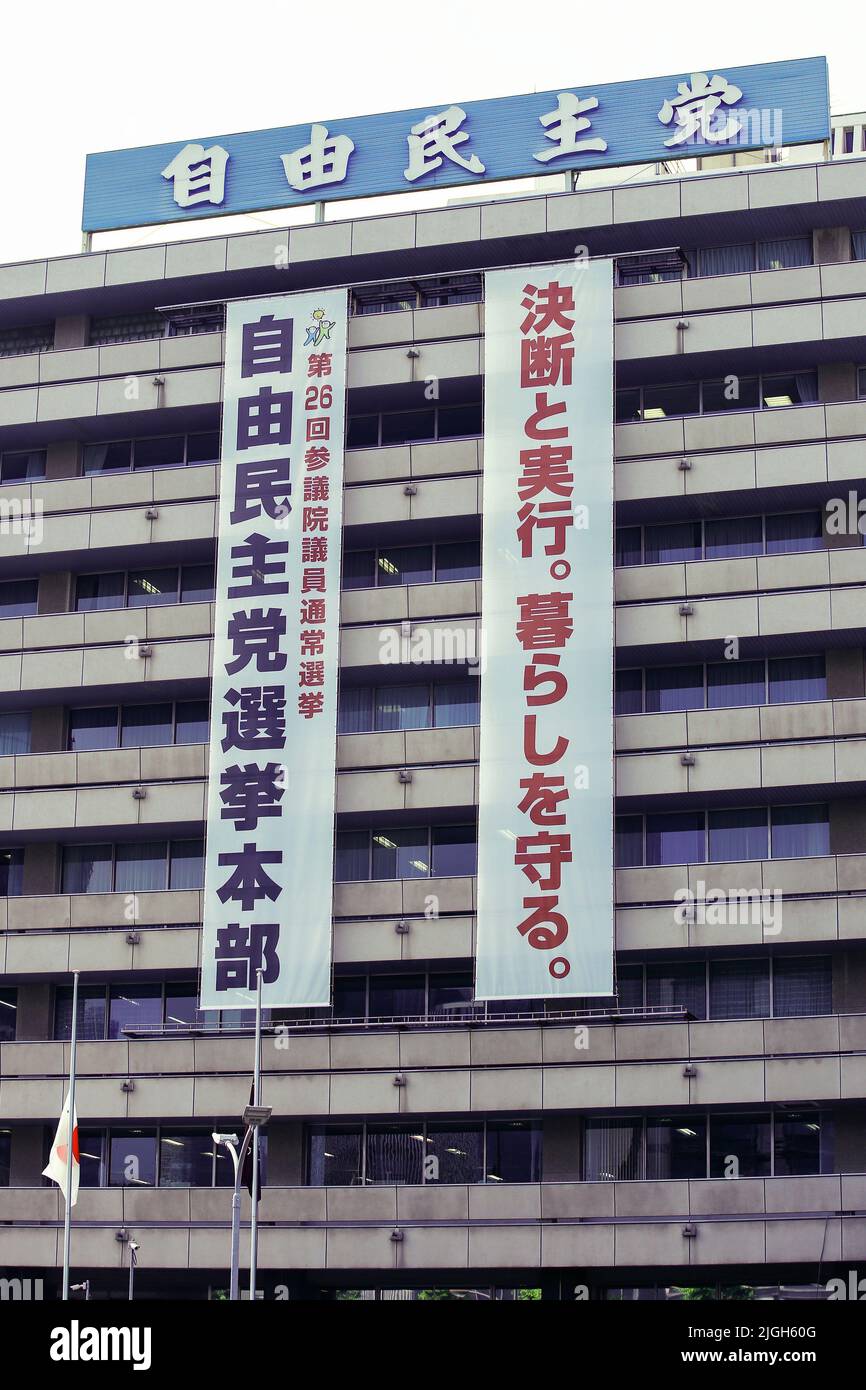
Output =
[{"x1": 3, "y1": 0, "x2": 863, "y2": 264}]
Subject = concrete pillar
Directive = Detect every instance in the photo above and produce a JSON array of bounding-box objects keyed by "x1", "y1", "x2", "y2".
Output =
[
  {"x1": 826, "y1": 649, "x2": 865, "y2": 699},
  {"x1": 52, "y1": 315, "x2": 89, "y2": 351},
  {"x1": 13, "y1": 983, "x2": 52, "y2": 1042},
  {"x1": 36, "y1": 571, "x2": 72, "y2": 615},
  {"x1": 266, "y1": 1122, "x2": 305, "y2": 1184},
  {"x1": 541, "y1": 1116, "x2": 582, "y2": 1181},
  {"x1": 29, "y1": 706, "x2": 67, "y2": 754},
  {"x1": 813, "y1": 227, "x2": 852, "y2": 264},
  {"x1": 44, "y1": 441, "x2": 81, "y2": 480},
  {"x1": 9, "y1": 1126, "x2": 45, "y2": 1185},
  {"x1": 21, "y1": 843, "x2": 59, "y2": 897},
  {"x1": 829, "y1": 799, "x2": 866, "y2": 855}
]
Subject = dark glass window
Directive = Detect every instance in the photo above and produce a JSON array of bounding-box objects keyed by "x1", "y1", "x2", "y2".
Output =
[
  {"x1": 337, "y1": 687, "x2": 374, "y2": 734},
  {"x1": 641, "y1": 382, "x2": 700, "y2": 419},
  {"x1": 380, "y1": 409, "x2": 436, "y2": 446},
  {"x1": 68, "y1": 707, "x2": 119, "y2": 751},
  {"x1": 368, "y1": 975, "x2": 425, "y2": 1017},
  {"x1": 164, "y1": 984, "x2": 201, "y2": 1029},
  {"x1": 109, "y1": 1130, "x2": 157, "y2": 1187},
  {"x1": 709, "y1": 959, "x2": 771, "y2": 1019},
  {"x1": 645, "y1": 665, "x2": 703, "y2": 714},
  {"x1": 333, "y1": 977, "x2": 366, "y2": 1019},
  {"x1": 0, "y1": 848, "x2": 23, "y2": 897},
  {"x1": 435, "y1": 540, "x2": 481, "y2": 581},
  {"x1": 646, "y1": 962, "x2": 707, "y2": 1020},
  {"x1": 426, "y1": 1125, "x2": 484, "y2": 1183},
  {"x1": 341, "y1": 550, "x2": 375, "y2": 589},
  {"x1": 76, "y1": 1131, "x2": 104, "y2": 1187},
  {"x1": 765, "y1": 511, "x2": 822, "y2": 554},
  {"x1": 615, "y1": 815, "x2": 643, "y2": 868},
  {"x1": 62, "y1": 844, "x2": 112, "y2": 894},
  {"x1": 127, "y1": 568, "x2": 178, "y2": 607},
  {"x1": 645, "y1": 812, "x2": 705, "y2": 866},
  {"x1": 615, "y1": 388, "x2": 642, "y2": 423},
  {"x1": 432, "y1": 825, "x2": 477, "y2": 877},
  {"x1": 180, "y1": 564, "x2": 215, "y2": 603},
  {"x1": 646, "y1": 1116, "x2": 707, "y2": 1179},
  {"x1": 437, "y1": 402, "x2": 482, "y2": 438},
  {"x1": 83, "y1": 441, "x2": 133, "y2": 475},
  {"x1": 346, "y1": 416, "x2": 379, "y2": 449},
  {"x1": 120, "y1": 703, "x2": 173, "y2": 748},
  {"x1": 159, "y1": 1132, "x2": 216, "y2": 1187},
  {"x1": 334, "y1": 830, "x2": 369, "y2": 881},
  {"x1": 710, "y1": 1115, "x2": 771, "y2": 1178},
  {"x1": 76, "y1": 573, "x2": 125, "y2": 611},
  {"x1": 114, "y1": 841, "x2": 167, "y2": 893},
  {"x1": 768, "y1": 655, "x2": 826, "y2": 704},
  {"x1": 701, "y1": 377, "x2": 760, "y2": 413},
  {"x1": 486, "y1": 1121, "x2": 541, "y2": 1183},
  {"x1": 433, "y1": 679, "x2": 479, "y2": 727},
  {"x1": 615, "y1": 670, "x2": 642, "y2": 716},
  {"x1": 308, "y1": 1127, "x2": 362, "y2": 1185},
  {"x1": 771, "y1": 804, "x2": 829, "y2": 859},
  {"x1": 186, "y1": 431, "x2": 220, "y2": 465},
  {"x1": 707, "y1": 660, "x2": 765, "y2": 709},
  {"x1": 707, "y1": 808, "x2": 769, "y2": 862},
  {"x1": 366, "y1": 1126, "x2": 424, "y2": 1184},
  {"x1": 773, "y1": 956, "x2": 832, "y2": 1017},
  {"x1": 774, "y1": 1112, "x2": 828, "y2": 1176},
  {"x1": 643, "y1": 521, "x2": 702, "y2": 564},
  {"x1": 428, "y1": 972, "x2": 473, "y2": 1016},
  {"x1": 133, "y1": 436, "x2": 185, "y2": 470},
  {"x1": 0, "y1": 449, "x2": 46, "y2": 482},
  {"x1": 704, "y1": 515, "x2": 763, "y2": 558},
  {"x1": 0, "y1": 580, "x2": 37, "y2": 617},
  {"x1": 616, "y1": 527, "x2": 642, "y2": 568},
  {"x1": 54, "y1": 984, "x2": 107, "y2": 1041},
  {"x1": 0, "y1": 988, "x2": 15, "y2": 1042},
  {"x1": 374, "y1": 684, "x2": 430, "y2": 731},
  {"x1": 375, "y1": 545, "x2": 433, "y2": 586},
  {"x1": 108, "y1": 984, "x2": 162, "y2": 1039},
  {"x1": 372, "y1": 828, "x2": 429, "y2": 879},
  {"x1": 169, "y1": 839, "x2": 204, "y2": 891},
  {"x1": 175, "y1": 700, "x2": 209, "y2": 744}
]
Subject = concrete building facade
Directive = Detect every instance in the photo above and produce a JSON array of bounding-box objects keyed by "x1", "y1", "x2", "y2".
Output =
[{"x1": 1, "y1": 132, "x2": 866, "y2": 1299}]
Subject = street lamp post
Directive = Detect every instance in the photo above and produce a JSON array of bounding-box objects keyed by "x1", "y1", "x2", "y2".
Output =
[{"x1": 214, "y1": 1101, "x2": 271, "y2": 1301}]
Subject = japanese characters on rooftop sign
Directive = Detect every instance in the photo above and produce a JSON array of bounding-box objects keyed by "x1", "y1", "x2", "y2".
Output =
[
  {"x1": 475, "y1": 260, "x2": 614, "y2": 1001},
  {"x1": 201, "y1": 290, "x2": 347, "y2": 1010},
  {"x1": 82, "y1": 57, "x2": 829, "y2": 232}
]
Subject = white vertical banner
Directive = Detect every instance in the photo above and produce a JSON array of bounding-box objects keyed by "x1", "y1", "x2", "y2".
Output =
[
  {"x1": 201, "y1": 290, "x2": 347, "y2": 1009},
  {"x1": 476, "y1": 260, "x2": 614, "y2": 1000}
]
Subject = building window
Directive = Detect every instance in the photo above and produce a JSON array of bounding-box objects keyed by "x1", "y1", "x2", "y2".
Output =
[
  {"x1": 0, "y1": 989, "x2": 16, "y2": 1042},
  {"x1": 307, "y1": 1119, "x2": 539, "y2": 1186},
  {"x1": 585, "y1": 1111, "x2": 831, "y2": 1181},
  {"x1": 88, "y1": 313, "x2": 165, "y2": 346},
  {"x1": 73, "y1": 1124, "x2": 261, "y2": 1189},
  {"x1": 0, "y1": 849, "x2": 24, "y2": 897},
  {"x1": 620, "y1": 956, "x2": 832, "y2": 1021},
  {"x1": 351, "y1": 274, "x2": 482, "y2": 315},
  {"x1": 0, "y1": 1130, "x2": 10, "y2": 1186},
  {"x1": 75, "y1": 565, "x2": 214, "y2": 610},
  {"x1": 687, "y1": 238, "x2": 812, "y2": 278},
  {"x1": 342, "y1": 539, "x2": 480, "y2": 589},
  {"x1": 60, "y1": 840, "x2": 204, "y2": 894},
  {"x1": 82, "y1": 432, "x2": 220, "y2": 474},
  {"x1": 616, "y1": 511, "x2": 823, "y2": 566},
  {"x1": 346, "y1": 402, "x2": 482, "y2": 449},
  {"x1": 616, "y1": 655, "x2": 826, "y2": 716},
  {"x1": 338, "y1": 680, "x2": 480, "y2": 734},
  {"x1": 615, "y1": 806, "x2": 829, "y2": 868},
  {"x1": 616, "y1": 370, "x2": 818, "y2": 422},
  {"x1": 0, "y1": 324, "x2": 54, "y2": 358},
  {"x1": 67, "y1": 701, "x2": 209, "y2": 751},
  {"x1": 0, "y1": 580, "x2": 37, "y2": 617},
  {"x1": 0, "y1": 449, "x2": 46, "y2": 483},
  {"x1": 335, "y1": 825, "x2": 477, "y2": 881},
  {"x1": 0, "y1": 712, "x2": 30, "y2": 756}
]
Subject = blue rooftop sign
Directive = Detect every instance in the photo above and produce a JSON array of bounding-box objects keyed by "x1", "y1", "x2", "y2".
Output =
[{"x1": 82, "y1": 57, "x2": 830, "y2": 233}]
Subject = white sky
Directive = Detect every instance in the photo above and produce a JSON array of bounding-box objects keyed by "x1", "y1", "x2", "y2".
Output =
[{"x1": 3, "y1": 0, "x2": 864, "y2": 265}]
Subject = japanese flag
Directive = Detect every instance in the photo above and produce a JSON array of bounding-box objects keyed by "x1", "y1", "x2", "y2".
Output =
[{"x1": 42, "y1": 1091, "x2": 79, "y2": 1208}]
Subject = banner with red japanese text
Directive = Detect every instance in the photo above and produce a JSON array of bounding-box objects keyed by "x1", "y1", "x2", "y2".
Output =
[
  {"x1": 201, "y1": 290, "x2": 347, "y2": 1009},
  {"x1": 475, "y1": 260, "x2": 614, "y2": 1000}
]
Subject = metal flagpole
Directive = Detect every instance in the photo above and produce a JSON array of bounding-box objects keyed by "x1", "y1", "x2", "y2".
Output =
[
  {"x1": 248, "y1": 968, "x2": 263, "y2": 1301},
  {"x1": 62, "y1": 971, "x2": 79, "y2": 1300}
]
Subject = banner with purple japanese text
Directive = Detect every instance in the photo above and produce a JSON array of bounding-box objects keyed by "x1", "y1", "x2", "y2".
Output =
[
  {"x1": 475, "y1": 260, "x2": 614, "y2": 1001},
  {"x1": 201, "y1": 290, "x2": 347, "y2": 1009}
]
